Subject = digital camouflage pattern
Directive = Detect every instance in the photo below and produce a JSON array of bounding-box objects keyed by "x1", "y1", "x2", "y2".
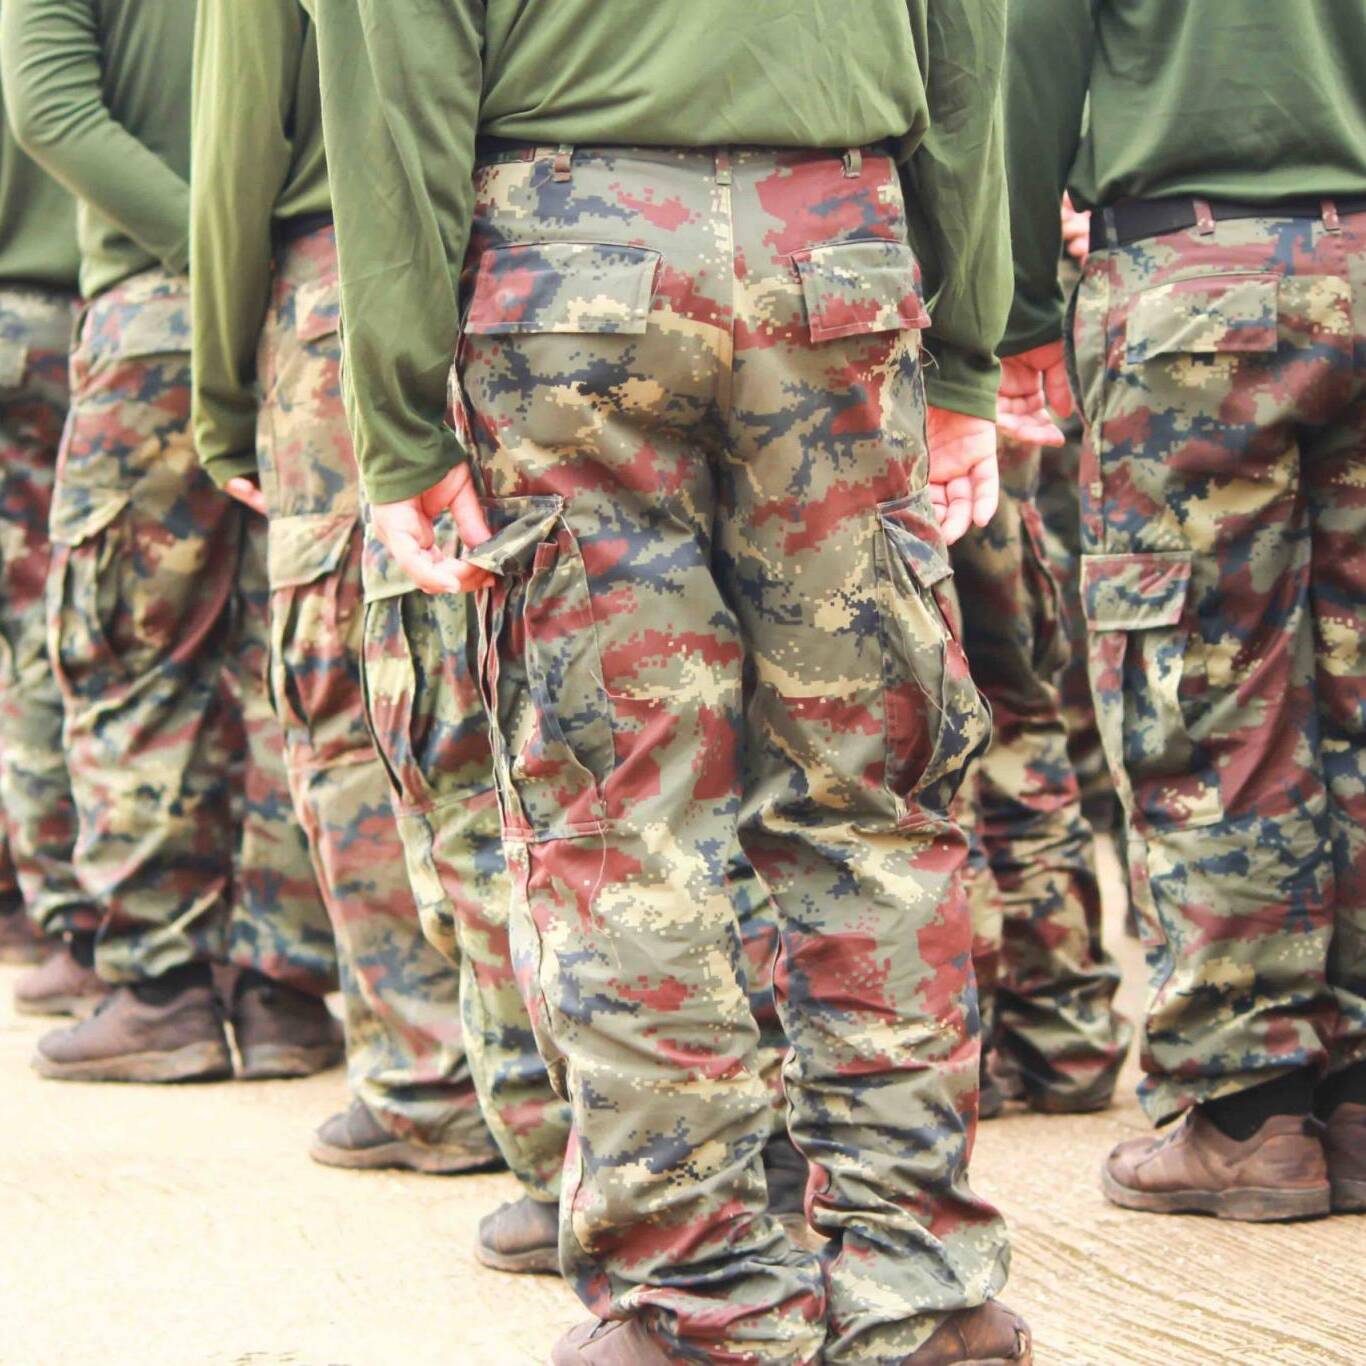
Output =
[
  {"x1": 49, "y1": 265, "x2": 334, "y2": 989},
  {"x1": 1071, "y1": 211, "x2": 1366, "y2": 1122},
  {"x1": 953, "y1": 437, "x2": 1130, "y2": 1111},
  {"x1": 0, "y1": 286, "x2": 95, "y2": 938},
  {"x1": 454, "y1": 146, "x2": 1006, "y2": 1363},
  {"x1": 259, "y1": 227, "x2": 495, "y2": 1152}
]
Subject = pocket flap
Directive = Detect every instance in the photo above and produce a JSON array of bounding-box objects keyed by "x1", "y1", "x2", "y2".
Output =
[
  {"x1": 466, "y1": 242, "x2": 659, "y2": 335},
  {"x1": 794, "y1": 240, "x2": 930, "y2": 342},
  {"x1": 49, "y1": 486, "x2": 131, "y2": 548},
  {"x1": 295, "y1": 279, "x2": 340, "y2": 344},
  {"x1": 1081, "y1": 552, "x2": 1192, "y2": 630},
  {"x1": 267, "y1": 510, "x2": 357, "y2": 590},
  {"x1": 1126, "y1": 275, "x2": 1278, "y2": 362},
  {"x1": 877, "y1": 489, "x2": 952, "y2": 590},
  {"x1": 84, "y1": 293, "x2": 192, "y2": 365}
]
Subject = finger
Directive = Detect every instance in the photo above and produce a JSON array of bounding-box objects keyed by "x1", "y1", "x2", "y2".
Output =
[
  {"x1": 939, "y1": 492, "x2": 971, "y2": 545},
  {"x1": 1044, "y1": 364, "x2": 1076, "y2": 419},
  {"x1": 971, "y1": 460, "x2": 1001, "y2": 529}
]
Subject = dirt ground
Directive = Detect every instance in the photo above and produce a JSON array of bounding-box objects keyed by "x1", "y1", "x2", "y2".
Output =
[{"x1": 2, "y1": 841, "x2": 1363, "y2": 1365}]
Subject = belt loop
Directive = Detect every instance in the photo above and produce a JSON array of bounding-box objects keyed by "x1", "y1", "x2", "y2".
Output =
[
  {"x1": 1322, "y1": 198, "x2": 1342, "y2": 234},
  {"x1": 715, "y1": 149, "x2": 732, "y2": 187},
  {"x1": 842, "y1": 148, "x2": 863, "y2": 179},
  {"x1": 552, "y1": 144, "x2": 574, "y2": 183},
  {"x1": 1193, "y1": 197, "x2": 1216, "y2": 235}
]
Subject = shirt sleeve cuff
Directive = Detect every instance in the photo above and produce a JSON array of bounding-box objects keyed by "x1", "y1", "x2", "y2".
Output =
[
  {"x1": 200, "y1": 449, "x2": 260, "y2": 489},
  {"x1": 922, "y1": 344, "x2": 1001, "y2": 423},
  {"x1": 361, "y1": 450, "x2": 464, "y2": 506}
]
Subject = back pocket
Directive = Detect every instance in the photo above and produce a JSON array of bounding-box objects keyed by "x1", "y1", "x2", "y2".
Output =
[{"x1": 793, "y1": 239, "x2": 930, "y2": 342}]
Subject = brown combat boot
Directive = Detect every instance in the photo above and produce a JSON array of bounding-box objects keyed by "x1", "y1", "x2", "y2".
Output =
[
  {"x1": 550, "y1": 1318, "x2": 674, "y2": 1365},
  {"x1": 1102, "y1": 1109, "x2": 1331, "y2": 1221},
  {"x1": 1324, "y1": 1102, "x2": 1366, "y2": 1213},
  {"x1": 475, "y1": 1195, "x2": 560, "y2": 1274},
  {"x1": 230, "y1": 971, "x2": 344, "y2": 1079},
  {"x1": 33, "y1": 977, "x2": 232, "y2": 1082},
  {"x1": 310, "y1": 1100, "x2": 505, "y2": 1175},
  {"x1": 0, "y1": 911, "x2": 47, "y2": 965},
  {"x1": 14, "y1": 943, "x2": 109, "y2": 1017},
  {"x1": 899, "y1": 1302, "x2": 1033, "y2": 1365}
]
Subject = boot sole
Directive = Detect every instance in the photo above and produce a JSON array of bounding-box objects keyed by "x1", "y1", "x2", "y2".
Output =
[
  {"x1": 238, "y1": 1042, "x2": 344, "y2": 1080},
  {"x1": 1101, "y1": 1167, "x2": 1332, "y2": 1222},
  {"x1": 15, "y1": 993, "x2": 107, "y2": 1019},
  {"x1": 309, "y1": 1136, "x2": 504, "y2": 1175},
  {"x1": 32, "y1": 1039, "x2": 233, "y2": 1084},
  {"x1": 473, "y1": 1241, "x2": 561, "y2": 1275},
  {"x1": 1331, "y1": 1176, "x2": 1366, "y2": 1213}
]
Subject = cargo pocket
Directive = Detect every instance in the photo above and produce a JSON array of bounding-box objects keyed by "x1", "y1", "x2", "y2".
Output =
[
  {"x1": 1081, "y1": 551, "x2": 1223, "y2": 830},
  {"x1": 793, "y1": 239, "x2": 930, "y2": 341},
  {"x1": 471, "y1": 497, "x2": 615, "y2": 841},
  {"x1": 876, "y1": 490, "x2": 991, "y2": 819},
  {"x1": 465, "y1": 241, "x2": 659, "y2": 334}
]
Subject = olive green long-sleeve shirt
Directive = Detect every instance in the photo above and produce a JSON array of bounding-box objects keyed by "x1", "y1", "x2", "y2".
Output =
[
  {"x1": 0, "y1": 67, "x2": 78, "y2": 291},
  {"x1": 314, "y1": 0, "x2": 1010, "y2": 504},
  {"x1": 1, "y1": 0, "x2": 196, "y2": 300},
  {"x1": 190, "y1": 0, "x2": 330, "y2": 487},
  {"x1": 1004, "y1": 0, "x2": 1366, "y2": 355}
]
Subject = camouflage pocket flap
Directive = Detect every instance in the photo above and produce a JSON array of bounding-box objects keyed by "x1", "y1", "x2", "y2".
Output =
[
  {"x1": 0, "y1": 340, "x2": 27, "y2": 388},
  {"x1": 876, "y1": 489, "x2": 952, "y2": 590},
  {"x1": 1081, "y1": 552, "x2": 1192, "y2": 631},
  {"x1": 465, "y1": 495, "x2": 566, "y2": 576},
  {"x1": 295, "y1": 279, "x2": 341, "y2": 344},
  {"x1": 1126, "y1": 274, "x2": 1278, "y2": 363},
  {"x1": 466, "y1": 242, "x2": 659, "y2": 335},
  {"x1": 267, "y1": 510, "x2": 357, "y2": 590},
  {"x1": 794, "y1": 239, "x2": 930, "y2": 342},
  {"x1": 89, "y1": 293, "x2": 192, "y2": 363},
  {"x1": 49, "y1": 486, "x2": 131, "y2": 548}
]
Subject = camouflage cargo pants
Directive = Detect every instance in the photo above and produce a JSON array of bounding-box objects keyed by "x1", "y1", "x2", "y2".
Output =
[
  {"x1": 258, "y1": 227, "x2": 493, "y2": 1150},
  {"x1": 1072, "y1": 208, "x2": 1366, "y2": 1122},
  {"x1": 457, "y1": 146, "x2": 1006, "y2": 1363},
  {"x1": 0, "y1": 287, "x2": 95, "y2": 938},
  {"x1": 49, "y1": 266, "x2": 333, "y2": 989},
  {"x1": 953, "y1": 437, "x2": 1130, "y2": 1109}
]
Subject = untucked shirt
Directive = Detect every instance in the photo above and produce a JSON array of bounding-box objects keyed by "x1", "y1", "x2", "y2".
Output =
[
  {"x1": 1005, "y1": 0, "x2": 1366, "y2": 353},
  {"x1": 314, "y1": 0, "x2": 1010, "y2": 504},
  {"x1": 2, "y1": 0, "x2": 196, "y2": 299},
  {"x1": 191, "y1": 0, "x2": 330, "y2": 487}
]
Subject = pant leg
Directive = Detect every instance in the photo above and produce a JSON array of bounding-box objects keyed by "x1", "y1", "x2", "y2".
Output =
[
  {"x1": 952, "y1": 438, "x2": 1129, "y2": 1109},
  {"x1": 461, "y1": 148, "x2": 823, "y2": 1362},
  {"x1": 0, "y1": 288, "x2": 95, "y2": 937},
  {"x1": 252, "y1": 229, "x2": 491, "y2": 1144},
  {"x1": 1308, "y1": 209, "x2": 1366, "y2": 1077},
  {"x1": 223, "y1": 516, "x2": 337, "y2": 994},
  {"x1": 48, "y1": 269, "x2": 238, "y2": 983},
  {"x1": 362, "y1": 528, "x2": 567, "y2": 1189},
  {"x1": 720, "y1": 149, "x2": 1007, "y2": 1365},
  {"x1": 1070, "y1": 217, "x2": 1349, "y2": 1123}
]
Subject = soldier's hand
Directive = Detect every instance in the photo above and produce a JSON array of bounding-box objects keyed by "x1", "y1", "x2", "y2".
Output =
[
  {"x1": 1061, "y1": 194, "x2": 1091, "y2": 263},
  {"x1": 997, "y1": 341, "x2": 1074, "y2": 448},
  {"x1": 224, "y1": 476, "x2": 268, "y2": 517},
  {"x1": 926, "y1": 407, "x2": 999, "y2": 545},
  {"x1": 372, "y1": 464, "x2": 496, "y2": 595}
]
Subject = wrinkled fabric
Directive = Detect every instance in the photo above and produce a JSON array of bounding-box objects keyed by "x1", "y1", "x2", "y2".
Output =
[
  {"x1": 0, "y1": 287, "x2": 94, "y2": 937},
  {"x1": 954, "y1": 437, "x2": 1130, "y2": 1110},
  {"x1": 260, "y1": 229, "x2": 494, "y2": 1151},
  {"x1": 1071, "y1": 212, "x2": 1366, "y2": 1122},
  {"x1": 458, "y1": 146, "x2": 1006, "y2": 1365},
  {"x1": 48, "y1": 265, "x2": 334, "y2": 989}
]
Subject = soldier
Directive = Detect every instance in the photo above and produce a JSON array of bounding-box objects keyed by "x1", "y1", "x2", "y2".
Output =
[
  {"x1": 316, "y1": 2, "x2": 1030, "y2": 1362},
  {"x1": 954, "y1": 429, "x2": 1131, "y2": 1118},
  {"x1": 2, "y1": 0, "x2": 341, "y2": 1085},
  {"x1": 0, "y1": 74, "x2": 103, "y2": 999},
  {"x1": 1002, "y1": 0, "x2": 1366, "y2": 1219},
  {"x1": 188, "y1": 0, "x2": 501, "y2": 1170}
]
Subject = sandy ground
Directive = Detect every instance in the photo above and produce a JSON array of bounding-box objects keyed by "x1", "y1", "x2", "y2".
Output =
[{"x1": 3, "y1": 841, "x2": 1363, "y2": 1366}]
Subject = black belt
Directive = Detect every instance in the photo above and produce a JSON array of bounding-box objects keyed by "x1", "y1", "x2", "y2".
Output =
[
  {"x1": 1090, "y1": 195, "x2": 1366, "y2": 251},
  {"x1": 473, "y1": 136, "x2": 898, "y2": 165},
  {"x1": 274, "y1": 210, "x2": 334, "y2": 248}
]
